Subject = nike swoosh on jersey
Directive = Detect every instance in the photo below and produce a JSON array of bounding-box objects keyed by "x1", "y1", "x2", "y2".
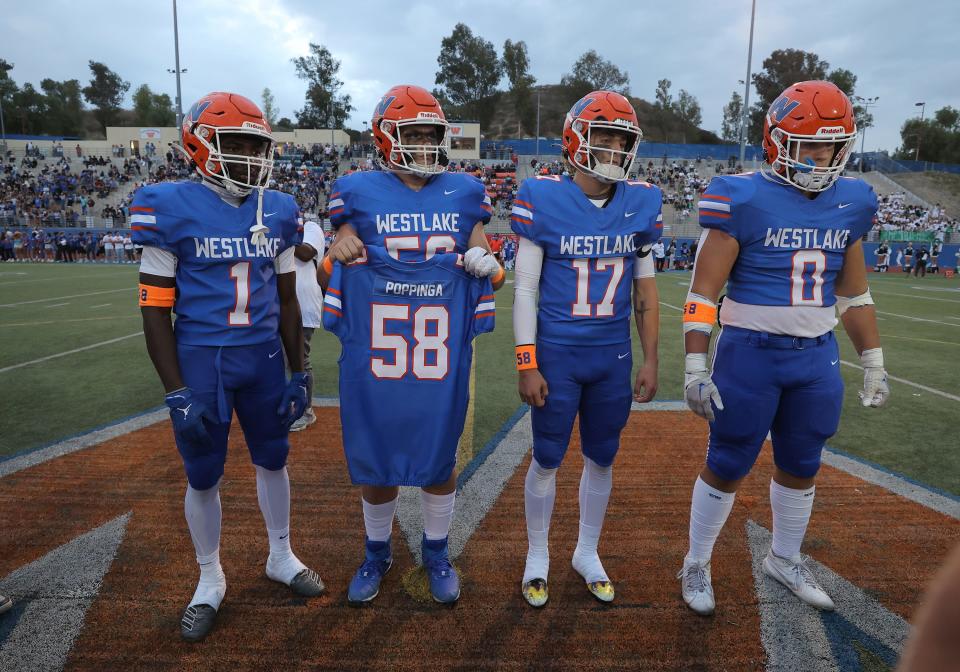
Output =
[
  {"x1": 444, "y1": 189, "x2": 458, "y2": 195},
  {"x1": 269, "y1": 349, "x2": 282, "y2": 358},
  {"x1": 838, "y1": 203, "x2": 852, "y2": 209},
  {"x1": 618, "y1": 353, "x2": 630, "y2": 359},
  {"x1": 264, "y1": 212, "x2": 278, "y2": 217},
  {"x1": 625, "y1": 212, "x2": 637, "y2": 218},
  {"x1": 831, "y1": 359, "x2": 839, "y2": 365}
]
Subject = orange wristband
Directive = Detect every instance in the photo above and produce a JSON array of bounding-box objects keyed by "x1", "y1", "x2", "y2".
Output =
[
  {"x1": 515, "y1": 345, "x2": 537, "y2": 371},
  {"x1": 138, "y1": 283, "x2": 175, "y2": 307},
  {"x1": 321, "y1": 255, "x2": 334, "y2": 274},
  {"x1": 683, "y1": 301, "x2": 718, "y2": 324}
]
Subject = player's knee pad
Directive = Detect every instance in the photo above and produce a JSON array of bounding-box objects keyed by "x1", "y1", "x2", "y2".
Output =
[
  {"x1": 183, "y1": 454, "x2": 226, "y2": 491},
  {"x1": 525, "y1": 458, "x2": 558, "y2": 496},
  {"x1": 706, "y1": 439, "x2": 762, "y2": 482},
  {"x1": 249, "y1": 437, "x2": 290, "y2": 472}
]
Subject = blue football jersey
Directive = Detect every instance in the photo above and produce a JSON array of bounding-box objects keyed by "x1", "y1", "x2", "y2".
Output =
[
  {"x1": 698, "y1": 172, "x2": 877, "y2": 307},
  {"x1": 327, "y1": 170, "x2": 491, "y2": 261},
  {"x1": 511, "y1": 175, "x2": 663, "y2": 346},
  {"x1": 131, "y1": 181, "x2": 301, "y2": 346},
  {"x1": 322, "y1": 245, "x2": 495, "y2": 486}
]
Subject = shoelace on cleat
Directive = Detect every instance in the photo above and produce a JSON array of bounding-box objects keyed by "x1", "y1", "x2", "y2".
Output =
[
  {"x1": 679, "y1": 563, "x2": 709, "y2": 593},
  {"x1": 792, "y1": 558, "x2": 823, "y2": 592},
  {"x1": 358, "y1": 558, "x2": 387, "y2": 578},
  {"x1": 425, "y1": 556, "x2": 454, "y2": 577}
]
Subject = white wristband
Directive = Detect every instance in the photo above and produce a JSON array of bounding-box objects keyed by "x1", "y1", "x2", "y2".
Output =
[
  {"x1": 685, "y1": 352, "x2": 709, "y2": 373},
  {"x1": 860, "y1": 348, "x2": 884, "y2": 369}
]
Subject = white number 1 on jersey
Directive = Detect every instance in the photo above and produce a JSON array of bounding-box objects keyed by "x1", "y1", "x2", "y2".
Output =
[{"x1": 229, "y1": 262, "x2": 251, "y2": 326}]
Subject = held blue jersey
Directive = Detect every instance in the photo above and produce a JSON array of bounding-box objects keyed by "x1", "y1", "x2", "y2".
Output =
[
  {"x1": 511, "y1": 175, "x2": 663, "y2": 346},
  {"x1": 698, "y1": 172, "x2": 876, "y2": 307},
  {"x1": 131, "y1": 181, "x2": 301, "y2": 346},
  {"x1": 327, "y1": 170, "x2": 491, "y2": 260},
  {"x1": 322, "y1": 245, "x2": 495, "y2": 487}
]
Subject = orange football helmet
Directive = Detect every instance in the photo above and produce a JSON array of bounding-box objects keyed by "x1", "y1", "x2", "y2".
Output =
[
  {"x1": 371, "y1": 85, "x2": 449, "y2": 176},
  {"x1": 761, "y1": 81, "x2": 857, "y2": 192},
  {"x1": 180, "y1": 92, "x2": 275, "y2": 196},
  {"x1": 562, "y1": 91, "x2": 642, "y2": 183}
]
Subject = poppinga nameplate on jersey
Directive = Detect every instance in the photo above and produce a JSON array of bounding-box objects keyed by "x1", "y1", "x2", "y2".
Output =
[{"x1": 373, "y1": 275, "x2": 453, "y2": 300}]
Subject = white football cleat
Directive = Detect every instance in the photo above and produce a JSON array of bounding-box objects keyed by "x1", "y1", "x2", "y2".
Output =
[
  {"x1": 678, "y1": 557, "x2": 715, "y2": 616},
  {"x1": 762, "y1": 550, "x2": 835, "y2": 611}
]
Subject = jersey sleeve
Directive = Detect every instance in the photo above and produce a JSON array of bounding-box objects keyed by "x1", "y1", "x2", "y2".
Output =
[
  {"x1": 129, "y1": 185, "x2": 176, "y2": 252},
  {"x1": 321, "y1": 262, "x2": 346, "y2": 339},
  {"x1": 639, "y1": 185, "x2": 664, "y2": 248},
  {"x1": 275, "y1": 192, "x2": 302, "y2": 252},
  {"x1": 698, "y1": 176, "x2": 738, "y2": 239},
  {"x1": 510, "y1": 181, "x2": 536, "y2": 242},
  {"x1": 471, "y1": 278, "x2": 496, "y2": 338},
  {"x1": 327, "y1": 177, "x2": 351, "y2": 231},
  {"x1": 470, "y1": 176, "x2": 493, "y2": 225},
  {"x1": 852, "y1": 182, "x2": 879, "y2": 244}
]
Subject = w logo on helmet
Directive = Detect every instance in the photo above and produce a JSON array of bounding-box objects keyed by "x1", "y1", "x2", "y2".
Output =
[
  {"x1": 570, "y1": 96, "x2": 595, "y2": 119},
  {"x1": 768, "y1": 96, "x2": 801, "y2": 123},
  {"x1": 374, "y1": 95, "x2": 396, "y2": 118},
  {"x1": 185, "y1": 100, "x2": 211, "y2": 126}
]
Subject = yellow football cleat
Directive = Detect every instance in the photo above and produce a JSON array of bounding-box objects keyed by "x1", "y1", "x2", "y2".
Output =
[
  {"x1": 585, "y1": 580, "x2": 615, "y2": 603},
  {"x1": 522, "y1": 578, "x2": 548, "y2": 608}
]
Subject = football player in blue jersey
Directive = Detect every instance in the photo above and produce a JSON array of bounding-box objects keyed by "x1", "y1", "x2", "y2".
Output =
[
  {"x1": 316, "y1": 85, "x2": 504, "y2": 605},
  {"x1": 678, "y1": 81, "x2": 890, "y2": 616},
  {"x1": 512, "y1": 91, "x2": 662, "y2": 607},
  {"x1": 134, "y1": 92, "x2": 324, "y2": 642}
]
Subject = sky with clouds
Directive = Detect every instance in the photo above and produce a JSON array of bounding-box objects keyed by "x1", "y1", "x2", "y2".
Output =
[{"x1": 3, "y1": 0, "x2": 957, "y2": 152}]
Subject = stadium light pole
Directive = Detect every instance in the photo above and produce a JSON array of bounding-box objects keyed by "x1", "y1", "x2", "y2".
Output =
[
  {"x1": 0, "y1": 93, "x2": 6, "y2": 154},
  {"x1": 171, "y1": 0, "x2": 184, "y2": 129},
  {"x1": 914, "y1": 101, "x2": 926, "y2": 161},
  {"x1": 738, "y1": 0, "x2": 757, "y2": 168},
  {"x1": 852, "y1": 95, "x2": 879, "y2": 172}
]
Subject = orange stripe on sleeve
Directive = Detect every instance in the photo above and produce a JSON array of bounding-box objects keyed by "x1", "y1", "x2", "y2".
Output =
[
  {"x1": 138, "y1": 283, "x2": 175, "y2": 308},
  {"x1": 701, "y1": 194, "x2": 731, "y2": 201}
]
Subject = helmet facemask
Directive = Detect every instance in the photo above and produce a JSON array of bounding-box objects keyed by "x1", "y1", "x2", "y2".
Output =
[
  {"x1": 568, "y1": 119, "x2": 641, "y2": 183},
  {"x1": 764, "y1": 126, "x2": 857, "y2": 193},
  {"x1": 194, "y1": 125, "x2": 275, "y2": 197},
  {"x1": 378, "y1": 118, "x2": 450, "y2": 177}
]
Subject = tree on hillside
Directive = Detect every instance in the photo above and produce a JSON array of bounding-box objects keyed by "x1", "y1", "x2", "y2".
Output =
[
  {"x1": 40, "y1": 79, "x2": 84, "y2": 136},
  {"x1": 261, "y1": 87, "x2": 278, "y2": 126},
  {"x1": 720, "y1": 91, "x2": 743, "y2": 142},
  {"x1": 10, "y1": 83, "x2": 47, "y2": 135},
  {"x1": 434, "y1": 23, "x2": 502, "y2": 126},
  {"x1": 651, "y1": 78, "x2": 673, "y2": 141},
  {"x1": 934, "y1": 106, "x2": 959, "y2": 131},
  {"x1": 897, "y1": 107, "x2": 960, "y2": 163},
  {"x1": 673, "y1": 89, "x2": 702, "y2": 128},
  {"x1": 561, "y1": 50, "x2": 629, "y2": 99},
  {"x1": 502, "y1": 39, "x2": 536, "y2": 134},
  {"x1": 292, "y1": 43, "x2": 354, "y2": 128},
  {"x1": 131, "y1": 84, "x2": 174, "y2": 127},
  {"x1": 0, "y1": 60, "x2": 17, "y2": 123},
  {"x1": 275, "y1": 116, "x2": 294, "y2": 131},
  {"x1": 82, "y1": 61, "x2": 129, "y2": 131}
]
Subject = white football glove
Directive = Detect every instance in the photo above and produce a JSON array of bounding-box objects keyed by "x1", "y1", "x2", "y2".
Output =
[
  {"x1": 858, "y1": 348, "x2": 889, "y2": 408},
  {"x1": 684, "y1": 353, "x2": 724, "y2": 422},
  {"x1": 463, "y1": 246, "x2": 501, "y2": 278}
]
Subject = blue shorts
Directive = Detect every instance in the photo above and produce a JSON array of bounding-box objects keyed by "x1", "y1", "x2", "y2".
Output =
[
  {"x1": 531, "y1": 340, "x2": 633, "y2": 469},
  {"x1": 706, "y1": 326, "x2": 844, "y2": 481},
  {"x1": 175, "y1": 337, "x2": 290, "y2": 490}
]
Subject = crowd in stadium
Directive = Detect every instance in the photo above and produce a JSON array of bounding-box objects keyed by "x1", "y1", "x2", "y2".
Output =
[{"x1": 873, "y1": 191, "x2": 955, "y2": 237}]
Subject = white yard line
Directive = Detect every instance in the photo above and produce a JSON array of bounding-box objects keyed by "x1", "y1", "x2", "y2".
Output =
[
  {"x1": 0, "y1": 288, "x2": 131, "y2": 308},
  {"x1": 871, "y1": 289, "x2": 960, "y2": 304},
  {"x1": 882, "y1": 334, "x2": 960, "y2": 347},
  {"x1": 0, "y1": 316, "x2": 139, "y2": 328},
  {"x1": 0, "y1": 332, "x2": 143, "y2": 374},
  {"x1": 43, "y1": 303, "x2": 69, "y2": 309},
  {"x1": 89, "y1": 303, "x2": 112, "y2": 309},
  {"x1": 876, "y1": 310, "x2": 960, "y2": 327},
  {"x1": 840, "y1": 360, "x2": 960, "y2": 402},
  {"x1": 659, "y1": 301, "x2": 683, "y2": 311}
]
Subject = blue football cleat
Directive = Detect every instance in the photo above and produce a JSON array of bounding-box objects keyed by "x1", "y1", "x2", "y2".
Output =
[
  {"x1": 422, "y1": 536, "x2": 460, "y2": 604},
  {"x1": 347, "y1": 537, "x2": 393, "y2": 605}
]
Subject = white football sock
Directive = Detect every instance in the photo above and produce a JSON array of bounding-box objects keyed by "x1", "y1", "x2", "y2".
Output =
[
  {"x1": 189, "y1": 549, "x2": 226, "y2": 610},
  {"x1": 185, "y1": 481, "x2": 222, "y2": 560},
  {"x1": 572, "y1": 457, "x2": 613, "y2": 583},
  {"x1": 185, "y1": 482, "x2": 226, "y2": 609},
  {"x1": 523, "y1": 458, "x2": 557, "y2": 583},
  {"x1": 256, "y1": 465, "x2": 307, "y2": 584},
  {"x1": 421, "y1": 490, "x2": 456, "y2": 541},
  {"x1": 687, "y1": 476, "x2": 736, "y2": 563},
  {"x1": 362, "y1": 496, "x2": 399, "y2": 543},
  {"x1": 770, "y1": 480, "x2": 815, "y2": 561}
]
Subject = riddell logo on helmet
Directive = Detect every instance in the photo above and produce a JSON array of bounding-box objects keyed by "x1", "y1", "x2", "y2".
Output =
[
  {"x1": 241, "y1": 121, "x2": 266, "y2": 131},
  {"x1": 816, "y1": 126, "x2": 847, "y2": 135},
  {"x1": 417, "y1": 112, "x2": 441, "y2": 120}
]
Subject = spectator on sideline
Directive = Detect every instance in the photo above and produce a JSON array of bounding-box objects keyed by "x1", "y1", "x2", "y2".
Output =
[
  {"x1": 652, "y1": 239, "x2": 666, "y2": 272},
  {"x1": 289, "y1": 219, "x2": 326, "y2": 432}
]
